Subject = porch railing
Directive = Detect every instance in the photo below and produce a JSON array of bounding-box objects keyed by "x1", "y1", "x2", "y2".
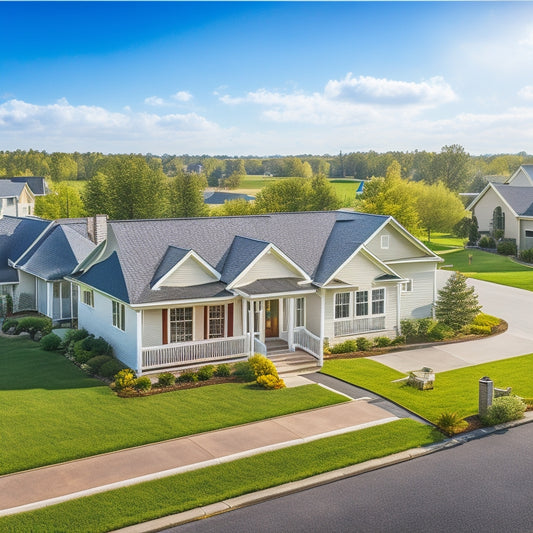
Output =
[
  {"x1": 333, "y1": 316, "x2": 386, "y2": 337},
  {"x1": 254, "y1": 337, "x2": 267, "y2": 357},
  {"x1": 293, "y1": 327, "x2": 321, "y2": 360},
  {"x1": 142, "y1": 334, "x2": 249, "y2": 370}
]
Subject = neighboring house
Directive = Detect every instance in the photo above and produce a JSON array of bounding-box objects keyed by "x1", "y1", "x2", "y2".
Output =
[
  {"x1": 468, "y1": 165, "x2": 533, "y2": 250},
  {"x1": 0, "y1": 181, "x2": 35, "y2": 217},
  {"x1": 203, "y1": 191, "x2": 256, "y2": 205},
  {"x1": 0, "y1": 215, "x2": 96, "y2": 321},
  {"x1": 69, "y1": 211, "x2": 442, "y2": 375},
  {"x1": 6, "y1": 176, "x2": 50, "y2": 196}
]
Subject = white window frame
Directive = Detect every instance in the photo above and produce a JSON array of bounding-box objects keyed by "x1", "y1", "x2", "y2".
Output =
[
  {"x1": 295, "y1": 297, "x2": 305, "y2": 328},
  {"x1": 112, "y1": 300, "x2": 126, "y2": 331},
  {"x1": 169, "y1": 307, "x2": 193, "y2": 343},
  {"x1": 355, "y1": 290, "x2": 369, "y2": 316},
  {"x1": 82, "y1": 288, "x2": 94, "y2": 307},
  {"x1": 381, "y1": 235, "x2": 390, "y2": 249},
  {"x1": 525, "y1": 230, "x2": 533, "y2": 238},
  {"x1": 334, "y1": 292, "x2": 351, "y2": 319},
  {"x1": 208, "y1": 304, "x2": 226, "y2": 339},
  {"x1": 371, "y1": 288, "x2": 385, "y2": 315},
  {"x1": 400, "y1": 280, "x2": 413, "y2": 293}
]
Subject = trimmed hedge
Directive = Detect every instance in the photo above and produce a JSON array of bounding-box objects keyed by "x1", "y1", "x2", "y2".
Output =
[
  {"x1": 86, "y1": 355, "x2": 114, "y2": 373},
  {"x1": 40, "y1": 333, "x2": 62, "y2": 351},
  {"x1": 100, "y1": 359, "x2": 126, "y2": 379},
  {"x1": 15, "y1": 316, "x2": 52, "y2": 337}
]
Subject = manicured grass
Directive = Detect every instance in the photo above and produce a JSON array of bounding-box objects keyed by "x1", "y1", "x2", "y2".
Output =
[
  {"x1": 439, "y1": 248, "x2": 533, "y2": 290},
  {"x1": 0, "y1": 419, "x2": 441, "y2": 533},
  {"x1": 0, "y1": 336, "x2": 346, "y2": 474},
  {"x1": 423, "y1": 233, "x2": 465, "y2": 252},
  {"x1": 237, "y1": 174, "x2": 278, "y2": 190},
  {"x1": 322, "y1": 355, "x2": 533, "y2": 423},
  {"x1": 329, "y1": 179, "x2": 360, "y2": 206}
]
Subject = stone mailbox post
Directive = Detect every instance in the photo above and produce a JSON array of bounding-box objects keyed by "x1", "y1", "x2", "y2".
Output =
[{"x1": 479, "y1": 376, "x2": 494, "y2": 417}]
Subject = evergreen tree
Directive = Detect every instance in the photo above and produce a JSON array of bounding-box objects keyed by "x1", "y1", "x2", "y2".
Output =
[
  {"x1": 434, "y1": 272, "x2": 481, "y2": 331},
  {"x1": 169, "y1": 172, "x2": 208, "y2": 218},
  {"x1": 83, "y1": 172, "x2": 110, "y2": 216},
  {"x1": 468, "y1": 216, "x2": 480, "y2": 245}
]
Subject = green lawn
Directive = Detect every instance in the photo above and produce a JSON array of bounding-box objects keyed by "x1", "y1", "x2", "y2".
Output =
[
  {"x1": 422, "y1": 233, "x2": 465, "y2": 252},
  {"x1": 328, "y1": 179, "x2": 360, "y2": 206},
  {"x1": 1, "y1": 337, "x2": 346, "y2": 474},
  {"x1": 439, "y1": 248, "x2": 533, "y2": 290},
  {"x1": 322, "y1": 355, "x2": 533, "y2": 423},
  {"x1": 0, "y1": 419, "x2": 441, "y2": 533}
]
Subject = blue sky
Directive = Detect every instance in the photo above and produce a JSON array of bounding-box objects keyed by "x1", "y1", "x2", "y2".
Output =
[{"x1": 2, "y1": 1, "x2": 533, "y2": 156}]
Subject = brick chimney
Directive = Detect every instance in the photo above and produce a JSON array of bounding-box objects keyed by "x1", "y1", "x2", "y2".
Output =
[{"x1": 88, "y1": 214, "x2": 108, "y2": 245}]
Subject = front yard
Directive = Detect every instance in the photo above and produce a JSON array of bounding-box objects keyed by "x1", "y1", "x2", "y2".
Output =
[
  {"x1": 322, "y1": 354, "x2": 533, "y2": 423},
  {"x1": 1, "y1": 336, "x2": 346, "y2": 475}
]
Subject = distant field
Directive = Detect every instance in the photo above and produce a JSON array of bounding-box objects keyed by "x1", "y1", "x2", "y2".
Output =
[
  {"x1": 329, "y1": 178, "x2": 360, "y2": 206},
  {"x1": 63, "y1": 180, "x2": 86, "y2": 192}
]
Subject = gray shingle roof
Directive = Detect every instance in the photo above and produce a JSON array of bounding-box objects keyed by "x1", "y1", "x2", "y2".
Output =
[
  {"x1": 492, "y1": 184, "x2": 533, "y2": 216},
  {"x1": 17, "y1": 223, "x2": 96, "y2": 281},
  {"x1": 0, "y1": 181, "x2": 27, "y2": 199},
  {"x1": 150, "y1": 246, "x2": 190, "y2": 288},
  {"x1": 77, "y1": 211, "x2": 394, "y2": 305},
  {"x1": 203, "y1": 191, "x2": 255, "y2": 204},
  {"x1": 237, "y1": 278, "x2": 314, "y2": 297},
  {"x1": 7, "y1": 177, "x2": 48, "y2": 196}
]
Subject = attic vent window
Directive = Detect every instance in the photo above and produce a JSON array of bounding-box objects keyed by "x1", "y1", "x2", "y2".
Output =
[{"x1": 381, "y1": 235, "x2": 390, "y2": 249}]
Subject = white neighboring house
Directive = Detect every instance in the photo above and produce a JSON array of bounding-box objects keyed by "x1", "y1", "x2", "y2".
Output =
[
  {"x1": 468, "y1": 164, "x2": 533, "y2": 251},
  {"x1": 0, "y1": 181, "x2": 35, "y2": 217},
  {"x1": 68, "y1": 211, "x2": 442, "y2": 375}
]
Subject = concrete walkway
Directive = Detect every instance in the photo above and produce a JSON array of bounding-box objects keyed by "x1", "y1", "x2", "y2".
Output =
[
  {"x1": 370, "y1": 271, "x2": 533, "y2": 373},
  {"x1": 0, "y1": 399, "x2": 397, "y2": 517}
]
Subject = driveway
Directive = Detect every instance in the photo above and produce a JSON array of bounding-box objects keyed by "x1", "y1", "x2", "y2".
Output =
[{"x1": 370, "y1": 270, "x2": 533, "y2": 373}]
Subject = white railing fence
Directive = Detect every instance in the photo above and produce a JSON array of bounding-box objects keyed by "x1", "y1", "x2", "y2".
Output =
[
  {"x1": 254, "y1": 336, "x2": 267, "y2": 357},
  {"x1": 142, "y1": 335, "x2": 249, "y2": 370},
  {"x1": 333, "y1": 316, "x2": 386, "y2": 337},
  {"x1": 293, "y1": 327, "x2": 321, "y2": 360}
]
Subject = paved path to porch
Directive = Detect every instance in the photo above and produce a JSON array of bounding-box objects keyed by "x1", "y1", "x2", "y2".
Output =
[
  {"x1": 0, "y1": 400, "x2": 397, "y2": 517},
  {"x1": 370, "y1": 271, "x2": 533, "y2": 373}
]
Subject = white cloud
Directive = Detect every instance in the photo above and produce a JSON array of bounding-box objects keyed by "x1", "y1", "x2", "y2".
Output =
[
  {"x1": 172, "y1": 91, "x2": 193, "y2": 102},
  {"x1": 144, "y1": 96, "x2": 166, "y2": 106},
  {"x1": 219, "y1": 74, "x2": 457, "y2": 125},
  {"x1": 518, "y1": 85, "x2": 533, "y2": 100},
  {"x1": 0, "y1": 98, "x2": 229, "y2": 153}
]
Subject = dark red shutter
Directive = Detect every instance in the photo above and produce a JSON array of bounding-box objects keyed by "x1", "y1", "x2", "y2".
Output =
[
  {"x1": 162, "y1": 309, "x2": 168, "y2": 344},
  {"x1": 204, "y1": 306, "x2": 209, "y2": 339},
  {"x1": 227, "y1": 303, "x2": 234, "y2": 337}
]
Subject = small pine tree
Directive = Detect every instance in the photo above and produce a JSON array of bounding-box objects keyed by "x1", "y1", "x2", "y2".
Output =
[
  {"x1": 468, "y1": 216, "x2": 480, "y2": 245},
  {"x1": 435, "y1": 272, "x2": 482, "y2": 331}
]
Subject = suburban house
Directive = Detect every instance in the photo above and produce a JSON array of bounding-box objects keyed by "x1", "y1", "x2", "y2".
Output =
[
  {"x1": 0, "y1": 181, "x2": 35, "y2": 217},
  {"x1": 6, "y1": 176, "x2": 50, "y2": 197},
  {"x1": 0, "y1": 215, "x2": 95, "y2": 321},
  {"x1": 468, "y1": 164, "x2": 533, "y2": 251},
  {"x1": 203, "y1": 191, "x2": 256, "y2": 205},
  {"x1": 67, "y1": 211, "x2": 442, "y2": 375}
]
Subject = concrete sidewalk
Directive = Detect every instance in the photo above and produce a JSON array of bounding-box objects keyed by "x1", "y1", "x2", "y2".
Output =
[{"x1": 0, "y1": 399, "x2": 396, "y2": 517}]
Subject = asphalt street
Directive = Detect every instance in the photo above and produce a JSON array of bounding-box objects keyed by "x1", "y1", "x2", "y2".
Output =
[{"x1": 169, "y1": 423, "x2": 533, "y2": 533}]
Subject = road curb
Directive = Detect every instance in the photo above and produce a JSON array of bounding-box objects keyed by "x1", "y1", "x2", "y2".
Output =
[{"x1": 113, "y1": 412, "x2": 533, "y2": 533}]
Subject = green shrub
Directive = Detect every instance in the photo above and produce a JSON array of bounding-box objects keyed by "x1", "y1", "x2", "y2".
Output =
[
  {"x1": 40, "y1": 333, "x2": 62, "y2": 351},
  {"x1": 82, "y1": 335, "x2": 112, "y2": 356},
  {"x1": 478, "y1": 235, "x2": 496, "y2": 248},
  {"x1": 519, "y1": 248, "x2": 533, "y2": 263},
  {"x1": 436, "y1": 411, "x2": 468, "y2": 435},
  {"x1": 497, "y1": 239, "x2": 517, "y2": 256},
  {"x1": 481, "y1": 396, "x2": 526, "y2": 426},
  {"x1": 214, "y1": 363, "x2": 231, "y2": 377},
  {"x1": 2, "y1": 318, "x2": 18, "y2": 333},
  {"x1": 373, "y1": 336, "x2": 391, "y2": 348},
  {"x1": 521, "y1": 397, "x2": 533, "y2": 408},
  {"x1": 15, "y1": 316, "x2": 53, "y2": 337},
  {"x1": 356, "y1": 337, "x2": 372, "y2": 351},
  {"x1": 427, "y1": 322, "x2": 454, "y2": 341},
  {"x1": 197, "y1": 364, "x2": 215, "y2": 381},
  {"x1": 390, "y1": 335, "x2": 406, "y2": 346},
  {"x1": 256, "y1": 374, "x2": 286, "y2": 390},
  {"x1": 86, "y1": 355, "x2": 113, "y2": 373},
  {"x1": 157, "y1": 372, "x2": 176, "y2": 387},
  {"x1": 233, "y1": 360, "x2": 255, "y2": 382},
  {"x1": 99, "y1": 358, "x2": 126, "y2": 379},
  {"x1": 114, "y1": 369, "x2": 137, "y2": 391},
  {"x1": 472, "y1": 313, "x2": 500, "y2": 328},
  {"x1": 469, "y1": 324, "x2": 492, "y2": 335},
  {"x1": 60, "y1": 328, "x2": 89, "y2": 352},
  {"x1": 73, "y1": 339, "x2": 93, "y2": 364},
  {"x1": 400, "y1": 319, "x2": 418, "y2": 339},
  {"x1": 329, "y1": 340, "x2": 357, "y2": 354},
  {"x1": 417, "y1": 318, "x2": 435, "y2": 338},
  {"x1": 248, "y1": 354, "x2": 279, "y2": 378},
  {"x1": 134, "y1": 376, "x2": 152, "y2": 392},
  {"x1": 177, "y1": 371, "x2": 198, "y2": 383}
]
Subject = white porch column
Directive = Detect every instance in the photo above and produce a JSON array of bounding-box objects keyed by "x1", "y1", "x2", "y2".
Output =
[
  {"x1": 396, "y1": 284, "x2": 401, "y2": 335},
  {"x1": 259, "y1": 300, "x2": 265, "y2": 343},
  {"x1": 242, "y1": 299, "x2": 248, "y2": 336},
  {"x1": 136, "y1": 310, "x2": 143, "y2": 375},
  {"x1": 319, "y1": 289, "x2": 325, "y2": 366},
  {"x1": 248, "y1": 302, "x2": 255, "y2": 355},
  {"x1": 287, "y1": 297, "x2": 295, "y2": 351}
]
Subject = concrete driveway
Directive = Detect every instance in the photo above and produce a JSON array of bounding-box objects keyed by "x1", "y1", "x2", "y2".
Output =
[{"x1": 370, "y1": 270, "x2": 533, "y2": 373}]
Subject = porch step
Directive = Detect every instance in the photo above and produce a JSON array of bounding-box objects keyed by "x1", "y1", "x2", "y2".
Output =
[
  {"x1": 269, "y1": 350, "x2": 321, "y2": 377},
  {"x1": 264, "y1": 339, "x2": 290, "y2": 356}
]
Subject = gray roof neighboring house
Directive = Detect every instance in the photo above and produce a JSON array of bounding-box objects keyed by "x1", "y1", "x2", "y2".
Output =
[
  {"x1": 6, "y1": 177, "x2": 49, "y2": 196},
  {"x1": 0, "y1": 181, "x2": 28, "y2": 199},
  {"x1": 492, "y1": 184, "x2": 533, "y2": 216},
  {"x1": 203, "y1": 191, "x2": 255, "y2": 204},
  {"x1": 73, "y1": 211, "x2": 421, "y2": 306}
]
